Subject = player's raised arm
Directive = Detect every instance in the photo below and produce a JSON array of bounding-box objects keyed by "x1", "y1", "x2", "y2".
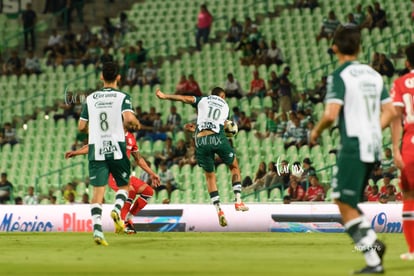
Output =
[{"x1": 155, "y1": 88, "x2": 195, "y2": 104}]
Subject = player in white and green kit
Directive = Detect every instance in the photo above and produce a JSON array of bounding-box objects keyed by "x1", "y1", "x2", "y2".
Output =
[
  {"x1": 156, "y1": 87, "x2": 248, "y2": 227},
  {"x1": 311, "y1": 26, "x2": 396, "y2": 274},
  {"x1": 78, "y1": 62, "x2": 140, "y2": 245}
]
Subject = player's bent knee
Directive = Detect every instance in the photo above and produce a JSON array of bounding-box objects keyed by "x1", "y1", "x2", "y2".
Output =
[{"x1": 142, "y1": 185, "x2": 154, "y2": 197}]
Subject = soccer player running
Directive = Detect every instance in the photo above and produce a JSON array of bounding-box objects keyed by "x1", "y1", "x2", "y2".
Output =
[
  {"x1": 390, "y1": 43, "x2": 414, "y2": 261},
  {"x1": 78, "y1": 62, "x2": 141, "y2": 245},
  {"x1": 65, "y1": 129, "x2": 160, "y2": 234},
  {"x1": 156, "y1": 87, "x2": 248, "y2": 227},
  {"x1": 310, "y1": 26, "x2": 396, "y2": 274}
]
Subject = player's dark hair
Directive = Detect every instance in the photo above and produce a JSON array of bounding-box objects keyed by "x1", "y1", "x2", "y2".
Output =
[
  {"x1": 332, "y1": 25, "x2": 361, "y2": 55},
  {"x1": 211, "y1": 87, "x2": 225, "y2": 96},
  {"x1": 102, "y1": 62, "x2": 119, "y2": 82},
  {"x1": 405, "y1": 43, "x2": 414, "y2": 67}
]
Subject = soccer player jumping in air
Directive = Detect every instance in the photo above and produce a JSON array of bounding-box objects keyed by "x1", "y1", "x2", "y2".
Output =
[
  {"x1": 390, "y1": 43, "x2": 414, "y2": 261},
  {"x1": 156, "y1": 87, "x2": 248, "y2": 227},
  {"x1": 65, "y1": 129, "x2": 160, "y2": 234},
  {"x1": 311, "y1": 26, "x2": 396, "y2": 274}
]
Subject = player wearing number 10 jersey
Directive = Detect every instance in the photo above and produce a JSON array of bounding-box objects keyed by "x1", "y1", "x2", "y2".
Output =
[
  {"x1": 156, "y1": 87, "x2": 248, "y2": 227},
  {"x1": 391, "y1": 43, "x2": 414, "y2": 261}
]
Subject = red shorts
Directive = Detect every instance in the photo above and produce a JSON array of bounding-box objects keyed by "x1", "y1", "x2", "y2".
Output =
[{"x1": 108, "y1": 175, "x2": 147, "y2": 193}]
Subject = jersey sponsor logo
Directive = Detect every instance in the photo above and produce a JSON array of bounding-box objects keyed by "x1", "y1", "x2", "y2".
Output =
[
  {"x1": 92, "y1": 92, "x2": 118, "y2": 99},
  {"x1": 349, "y1": 67, "x2": 377, "y2": 77},
  {"x1": 404, "y1": 77, "x2": 414, "y2": 89},
  {"x1": 99, "y1": 140, "x2": 118, "y2": 155},
  {"x1": 200, "y1": 122, "x2": 217, "y2": 130},
  {"x1": 94, "y1": 101, "x2": 113, "y2": 108}
]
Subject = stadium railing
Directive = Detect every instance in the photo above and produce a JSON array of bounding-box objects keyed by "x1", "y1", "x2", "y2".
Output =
[{"x1": 34, "y1": 161, "x2": 86, "y2": 195}]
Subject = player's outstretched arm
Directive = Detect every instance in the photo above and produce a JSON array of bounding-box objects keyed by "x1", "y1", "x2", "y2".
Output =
[
  {"x1": 131, "y1": 151, "x2": 161, "y2": 187},
  {"x1": 156, "y1": 88, "x2": 195, "y2": 104},
  {"x1": 65, "y1": 145, "x2": 89, "y2": 159}
]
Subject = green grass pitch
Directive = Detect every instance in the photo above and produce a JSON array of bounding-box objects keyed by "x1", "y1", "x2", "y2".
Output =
[{"x1": 0, "y1": 232, "x2": 412, "y2": 276}]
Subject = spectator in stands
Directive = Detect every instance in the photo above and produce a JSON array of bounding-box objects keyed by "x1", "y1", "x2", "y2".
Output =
[
  {"x1": 306, "y1": 120, "x2": 317, "y2": 146},
  {"x1": 239, "y1": 42, "x2": 255, "y2": 66},
  {"x1": 78, "y1": 24, "x2": 92, "y2": 51},
  {"x1": 381, "y1": 148, "x2": 397, "y2": 177},
  {"x1": 286, "y1": 177, "x2": 305, "y2": 201},
  {"x1": 179, "y1": 139, "x2": 197, "y2": 168},
  {"x1": 255, "y1": 109, "x2": 277, "y2": 139},
  {"x1": 243, "y1": 17, "x2": 254, "y2": 36},
  {"x1": 23, "y1": 50, "x2": 41, "y2": 75},
  {"x1": 304, "y1": 175, "x2": 325, "y2": 201},
  {"x1": 43, "y1": 29, "x2": 62, "y2": 55},
  {"x1": 156, "y1": 161, "x2": 179, "y2": 200},
  {"x1": 300, "y1": 158, "x2": 316, "y2": 188},
  {"x1": 142, "y1": 59, "x2": 160, "y2": 87},
  {"x1": 266, "y1": 40, "x2": 284, "y2": 66},
  {"x1": 264, "y1": 161, "x2": 284, "y2": 197},
  {"x1": 283, "y1": 116, "x2": 307, "y2": 149},
  {"x1": 125, "y1": 60, "x2": 138, "y2": 86},
  {"x1": 1, "y1": 122, "x2": 18, "y2": 146},
  {"x1": 279, "y1": 66, "x2": 293, "y2": 113},
  {"x1": 136, "y1": 40, "x2": 147, "y2": 65},
  {"x1": 165, "y1": 105, "x2": 182, "y2": 133},
  {"x1": 231, "y1": 107, "x2": 241, "y2": 125},
  {"x1": 175, "y1": 75, "x2": 189, "y2": 94},
  {"x1": 360, "y1": 5, "x2": 375, "y2": 30},
  {"x1": 238, "y1": 111, "x2": 252, "y2": 132},
  {"x1": 154, "y1": 137, "x2": 175, "y2": 169},
  {"x1": 195, "y1": 4, "x2": 213, "y2": 51},
  {"x1": 23, "y1": 186, "x2": 39, "y2": 205},
  {"x1": 223, "y1": 73, "x2": 243, "y2": 98},
  {"x1": 247, "y1": 71, "x2": 266, "y2": 99},
  {"x1": 146, "y1": 113, "x2": 167, "y2": 141},
  {"x1": 377, "y1": 53, "x2": 395, "y2": 77},
  {"x1": 275, "y1": 112, "x2": 288, "y2": 137},
  {"x1": 117, "y1": 12, "x2": 130, "y2": 36},
  {"x1": 248, "y1": 24, "x2": 262, "y2": 53},
  {"x1": 295, "y1": 0, "x2": 318, "y2": 10},
  {"x1": 369, "y1": 162, "x2": 383, "y2": 184},
  {"x1": 309, "y1": 75, "x2": 327, "y2": 104},
  {"x1": 267, "y1": 71, "x2": 280, "y2": 111},
  {"x1": 3, "y1": 50, "x2": 22, "y2": 76},
  {"x1": 0, "y1": 172, "x2": 13, "y2": 204},
  {"x1": 49, "y1": 195, "x2": 57, "y2": 204},
  {"x1": 316, "y1": 10, "x2": 340, "y2": 43},
  {"x1": 226, "y1": 18, "x2": 243, "y2": 43},
  {"x1": 81, "y1": 193, "x2": 89, "y2": 204},
  {"x1": 373, "y1": 2, "x2": 388, "y2": 29},
  {"x1": 186, "y1": 74, "x2": 202, "y2": 96},
  {"x1": 15, "y1": 197, "x2": 23, "y2": 205},
  {"x1": 21, "y1": 3, "x2": 37, "y2": 51},
  {"x1": 353, "y1": 4, "x2": 366, "y2": 26},
  {"x1": 296, "y1": 93, "x2": 313, "y2": 116},
  {"x1": 171, "y1": 139, "x2": 187, "y2": 166},
  {"x1": 379, "y1": 173, "x2": 396, "y2": 194},
  {"x1": 367, "y1": 184, "x2": 380, "y2": 202},
  {"x1": 53, "y1": 97, "x2": 75, "y2": 123},
  {"x1": 243, "y1": 161, "x2": 267, "y2": 193},
  {"x1": 63, "y1": 182, "x2": 77, "y2": 204},
  {"x1": 254, "y1": 40, "x2": 268, "y2": 66},
  {"x1": 344, "y1": 13, "x2": 358, "y2": 27},
  {"x1": 99, "y1": 46, "x2": 114, "y2": 66}
]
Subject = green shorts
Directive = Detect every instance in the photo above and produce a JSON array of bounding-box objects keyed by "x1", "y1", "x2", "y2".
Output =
[
  {"x1": 331, "y1": 153, "x2": 374, "y2": 208},
  {"x1": 89, "y1": 157, "x2": 130, "y2": 187},
  {"x1": 195, "y1": 133, "x2": 235, "y2": 173}
]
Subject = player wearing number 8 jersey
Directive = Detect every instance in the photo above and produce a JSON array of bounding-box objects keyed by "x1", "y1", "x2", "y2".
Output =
[
  {"x1": 310, "y1": 26, "x2": 396, "y2": 274},
  {"x1": 156, "y1": 87, "x2": 248, "y2": 227},
  {"x1": 390, "y1": 43, "x2": 414, "y2": 261},
  {"x1": 78, "y1": 62, "x2": 140, "y2": 245}
]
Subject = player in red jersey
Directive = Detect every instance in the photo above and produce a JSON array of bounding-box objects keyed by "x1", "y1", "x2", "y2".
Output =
[
  {"x1": 65, "y1": 130, "x2": 160, "y2": 234},
  {"x1": 390, "y1": 43, "x2": 414, "y2": 261}
]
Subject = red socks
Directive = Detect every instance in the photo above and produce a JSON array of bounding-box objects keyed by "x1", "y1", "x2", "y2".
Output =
[
  {"x1": 403, "y1": 199, "x2": 414, "y2": 253},
  {"x1": 120, "y1": 190, "x2": 137, "y2": 220}
]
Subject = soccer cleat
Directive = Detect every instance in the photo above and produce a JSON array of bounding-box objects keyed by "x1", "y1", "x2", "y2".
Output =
[
  {"x1": 353, "y1": 265, "x2": 384, "y2": 274},
  {"x1": 93, "y1": 236, "x2": 109, "y2": 246},
  {"x1": 111, "y1": 210, "x2": 125, "y2": 234},
  {"x1": 400, "y1": 252, "x2": 414, "y2": 261},
  {"x1": 218, "y1": 210, "x2": 228, "y2": 227},
  {"x1": 124, "y1": 220, "x2": 137, "y2": 235},
  {"x1": 373, "y1": 239, "x2": 386, "y2": 263},
  {"x1": 235, "y1": 202, "x2": 249, "y2": 212}
]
